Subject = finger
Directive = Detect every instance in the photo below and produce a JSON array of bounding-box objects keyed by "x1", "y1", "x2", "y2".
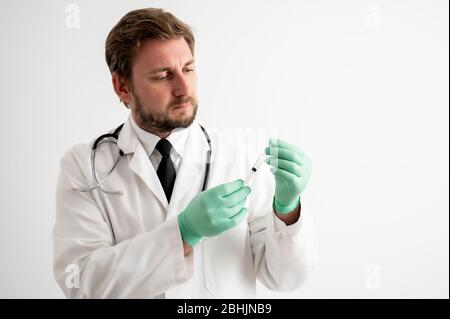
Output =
[
  {"x1": 265, "y1": 157, "x2": 302, "y2": 177},
  {"x1": 227, "y1": 207, "x2": 248, "y2": 227},
  {"x1": 215, "y1": 202, "x2": 246, "y2": 229},
  {"x1": 265, "y1": 147, "x2": 303, "y2": 165},
  {"x1": 267, "y1": 156, "x2": 311, "y2": 178},
  {"x1": 270, "y1": 166, "x2": 300, "y2": 185},
  {"x1": 222, "y1": 185, "x2": 251, "y2": 207},
  {"x1": 230, "y1": 197, "x2": 248, "y2": 209},
  {"x1": 269, "y1": 138, "x2": 304, "y2": 155},
  {"x1": 217, "y1": 199, "x2": 247, "y2": 220},
  {"x1": 211, "y1": 179, "x2": 244, "y2": 197}
]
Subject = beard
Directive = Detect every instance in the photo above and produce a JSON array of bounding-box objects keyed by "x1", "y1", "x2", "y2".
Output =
[{"x1": 132, "y1": 92, "x2": 198, "y2": 133}]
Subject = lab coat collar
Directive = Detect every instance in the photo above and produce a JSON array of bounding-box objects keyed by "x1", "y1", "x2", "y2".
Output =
[
  {"x1": 116, "y1": 116, "x2": 139, "y2": 155},
  {"x1": 117, "y1": 115, "x2": 209, "y2": 211}
]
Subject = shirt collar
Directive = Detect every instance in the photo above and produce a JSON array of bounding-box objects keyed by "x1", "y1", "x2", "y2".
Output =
[{"x1": 129, "y1": 114, "x2": 190, "y2": 158}]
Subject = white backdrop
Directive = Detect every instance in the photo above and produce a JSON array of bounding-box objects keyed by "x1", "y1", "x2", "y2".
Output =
[{"x1": 0, "y1": 0, "x2": 448, "y2": 298}]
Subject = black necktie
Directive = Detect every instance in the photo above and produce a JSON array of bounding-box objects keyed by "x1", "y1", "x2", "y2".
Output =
[{"x1": 155, "y1": 139, "x2": 176, "y2": 202}]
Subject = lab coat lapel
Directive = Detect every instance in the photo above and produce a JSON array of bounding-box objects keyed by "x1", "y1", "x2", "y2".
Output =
[
  {"x1": 117, "y1": 117, "x2": 169, "y2": 209},
  {"x1": 166, "y1": 122, "x2": 209, "y2": 220}
]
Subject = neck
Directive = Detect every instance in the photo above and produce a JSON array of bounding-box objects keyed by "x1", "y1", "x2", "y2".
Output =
[{"x1": 142, "y1": 126, "x2": 171, "y2": 139}]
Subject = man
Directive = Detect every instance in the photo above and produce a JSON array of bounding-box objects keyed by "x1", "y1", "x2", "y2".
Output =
[{"x1": 53, "y1": 8, "x2": 317, "y2": 298}]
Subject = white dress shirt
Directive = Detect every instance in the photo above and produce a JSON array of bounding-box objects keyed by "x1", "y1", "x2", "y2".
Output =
[
  {"x1": 130, "y1": 115, "x2": 214, "y2": 298},
  {"x1": 130, "y1": 115, "x2": 189, "y2": 172}
]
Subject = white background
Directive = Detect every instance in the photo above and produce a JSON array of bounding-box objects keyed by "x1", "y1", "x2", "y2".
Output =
[{"x1": 0, "y1": 0, "x2": 448, "y2": 298}]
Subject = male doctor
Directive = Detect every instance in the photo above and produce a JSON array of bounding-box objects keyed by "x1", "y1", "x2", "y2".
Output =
[{"x1": 53, "y1": 8, "x2": 318, "y2": 298}]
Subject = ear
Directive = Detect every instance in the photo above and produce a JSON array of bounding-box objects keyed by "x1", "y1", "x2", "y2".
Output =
[{"x1": 112, "y1": 73, "x2": 132, "y2": 107}]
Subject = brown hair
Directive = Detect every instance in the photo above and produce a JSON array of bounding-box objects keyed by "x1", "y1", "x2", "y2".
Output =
[{"x1": 105, "y1": 8, "x2": 195, "y2": 105}]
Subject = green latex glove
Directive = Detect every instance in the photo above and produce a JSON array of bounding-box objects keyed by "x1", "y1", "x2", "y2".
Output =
[
  {"x1": 265, "y1": 138, "x2": 312, "y2": 213},
  {"x1": 178, "y1": 179, "x2": 252, "y2": 247}
]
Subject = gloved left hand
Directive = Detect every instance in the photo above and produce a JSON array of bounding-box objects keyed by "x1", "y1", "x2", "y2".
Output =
[{"x1": 265, "y1": 138, "x2": 312, "y2": 213}]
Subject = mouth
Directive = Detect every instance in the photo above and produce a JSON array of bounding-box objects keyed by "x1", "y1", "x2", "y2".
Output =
[{"x1": 172, "y1": 102, "x2": 191, "y2": 109}]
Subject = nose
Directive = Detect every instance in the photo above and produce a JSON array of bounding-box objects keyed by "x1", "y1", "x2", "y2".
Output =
[{"x1": 173, "y1": 72, "x2": 191, "y2": 98}]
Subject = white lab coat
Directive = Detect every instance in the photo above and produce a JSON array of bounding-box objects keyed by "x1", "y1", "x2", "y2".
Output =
[{"x1": 53, "y1": 116, "x2": 318, "y2": 298}]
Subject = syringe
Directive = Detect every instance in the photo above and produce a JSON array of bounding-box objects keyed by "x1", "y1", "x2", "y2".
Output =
[{"x1": 243, "y1": 153, "x2": 267, "y2": 186}]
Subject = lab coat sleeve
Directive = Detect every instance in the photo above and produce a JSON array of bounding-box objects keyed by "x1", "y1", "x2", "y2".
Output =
[
  {"x1": 247, "y1": 165, "x2": 319, "y2": 292},
  {"x1": 53, "y1": 147, "x2": 193, "y2": 298}
]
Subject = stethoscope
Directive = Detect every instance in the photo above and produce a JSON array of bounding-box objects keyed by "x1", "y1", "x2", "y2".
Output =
[
  {"x1": 71, "y1": 123, "x2": 211, "y2": 245},
  {"x1": 72, "y1": 123, "x2": 212, "y2": 196}
]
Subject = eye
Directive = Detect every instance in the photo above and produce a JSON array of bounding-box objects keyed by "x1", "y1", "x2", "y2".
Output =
[
  {"x1": 157, "y1": 73, "x2": 169, "y2": 81},
  {"x1": 155, "y1": 68, "x2": 194, "y2": 81}
]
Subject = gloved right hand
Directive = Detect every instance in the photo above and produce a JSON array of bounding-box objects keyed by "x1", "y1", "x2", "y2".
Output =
[{"x1": 177, "y1": 179, "x2": 251, "y2": 247}]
